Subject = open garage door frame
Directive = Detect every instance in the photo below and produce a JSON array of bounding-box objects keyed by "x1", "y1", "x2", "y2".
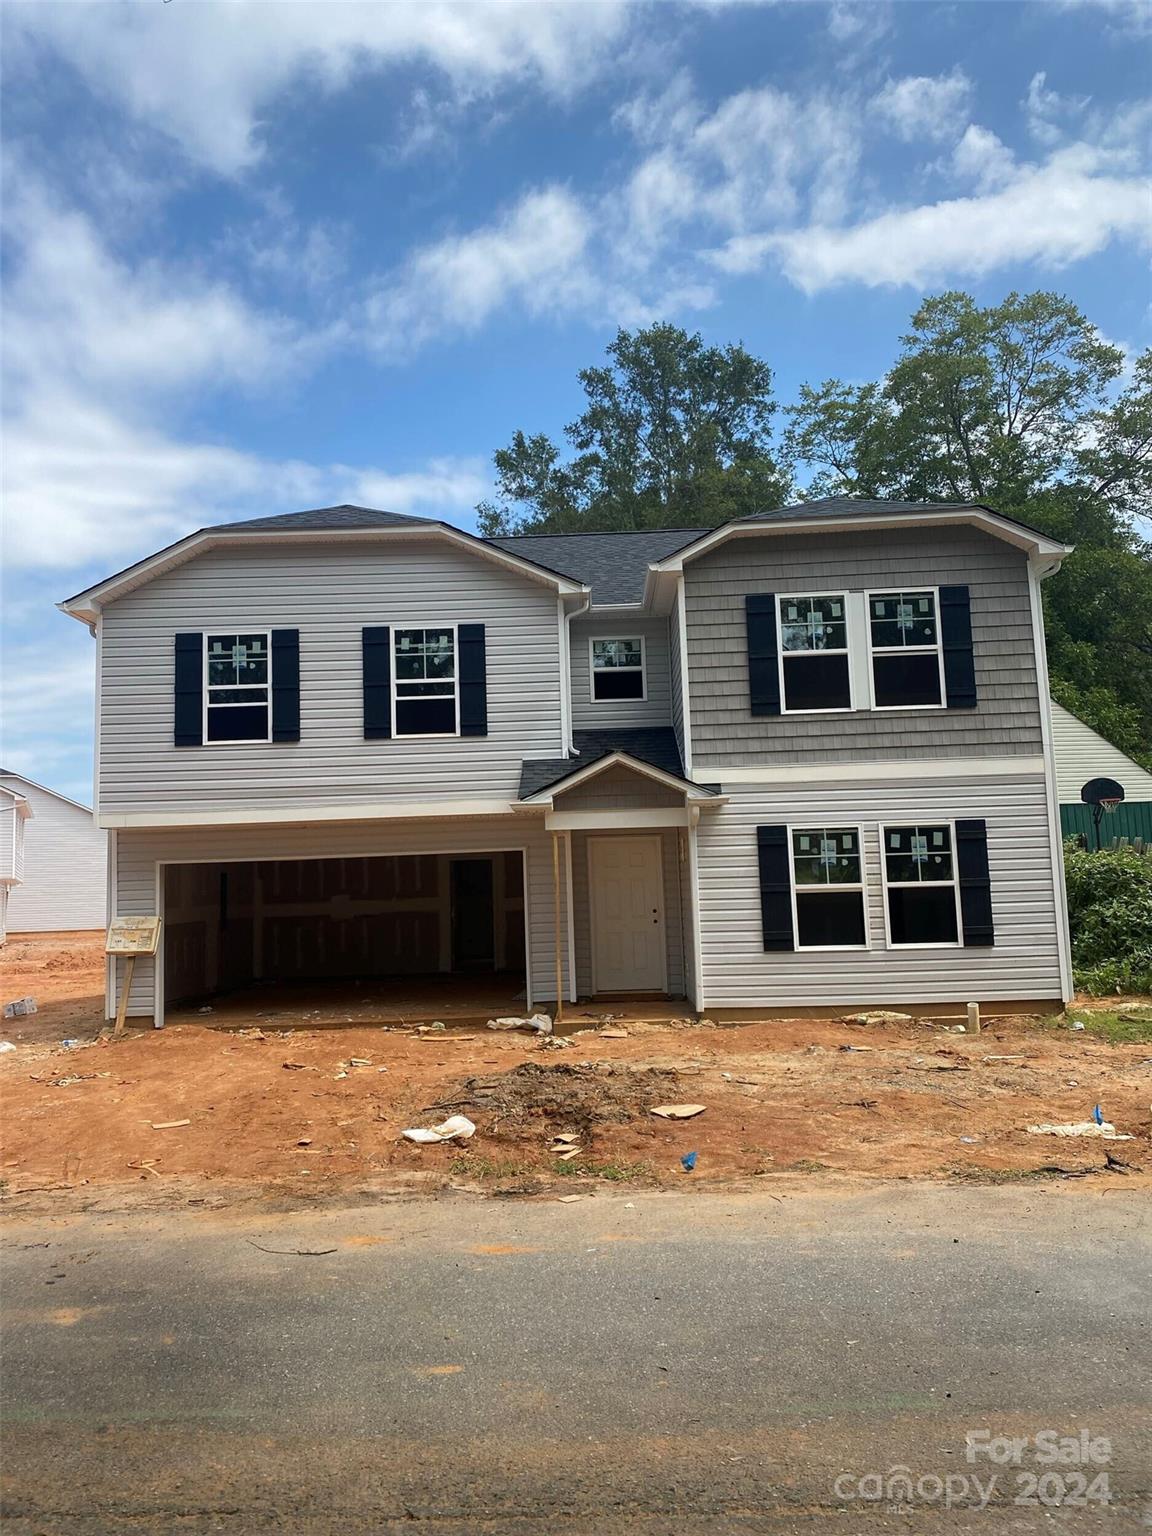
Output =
[{"x1": 154, "y1": 844, "x2": 533, "y2": 1026}]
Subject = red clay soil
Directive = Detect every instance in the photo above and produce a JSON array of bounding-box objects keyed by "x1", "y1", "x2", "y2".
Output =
[{"x1": 2, "y1": 936, "x2": 1149, "y2": 1209}]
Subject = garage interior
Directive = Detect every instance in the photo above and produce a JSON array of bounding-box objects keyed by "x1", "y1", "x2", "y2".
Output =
[{"x1": 162, "y1": 851, "x2": 527, "y2": 1024}]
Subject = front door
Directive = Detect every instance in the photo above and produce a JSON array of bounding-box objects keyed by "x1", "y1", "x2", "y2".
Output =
[{"x1": 588, "y1": 835, "x2": 666, "y2": 994}]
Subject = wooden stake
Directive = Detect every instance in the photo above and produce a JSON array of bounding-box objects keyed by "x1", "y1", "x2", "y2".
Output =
[
  {"x1": 966, "y1": 1000, "x2": 981, "y2": 1036},
  {"x1": 113, "y1": 954, "x2": 136, "y2": 1038},
  {"x1": 551, "y1": 831, "x2": 564, "y2": 1025}
]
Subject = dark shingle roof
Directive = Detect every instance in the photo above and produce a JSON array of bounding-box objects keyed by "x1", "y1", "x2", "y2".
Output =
[
  {"x1": 488, "y1": 529, "x2": 708, "y2": 606},
  {"x1": 740, "y1": 496, "x2": 973, "y2": 524},
  {"x1": 518, "y1": 727, "x2": 719, "y2": 800},
  {"x1": 204, "y1": 504, "x2": 437, "y2": 533}
]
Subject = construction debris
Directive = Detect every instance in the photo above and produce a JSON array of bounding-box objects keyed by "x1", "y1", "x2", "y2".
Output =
[
  {"x1": 843, "y1": 1010, "x2": 913, "y2": 1026},
  {"x1": 486, "y1": 1014, "x2": 553, "y2": 1035},
  {"x1": 403, "y1": 1114, "x2": 477, "y2": 1145},
  {"x1": 150, "y1": 1119, "x2": 191, "y2": 1130},
  {"x1": 650, "y1": 1103, "x2": 707, "y2": 1119},
  {"x1": 4, "y1": 998, "x2": 37, "y2": 1019},
  {"x1": 1026, "y1": 1120, "x2": 1134, "y2": 1140}
]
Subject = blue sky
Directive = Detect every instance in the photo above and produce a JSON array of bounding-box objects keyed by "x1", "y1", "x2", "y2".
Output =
[{"x1": 2, "y1": 0, "x2": 1149, "y2": 802}]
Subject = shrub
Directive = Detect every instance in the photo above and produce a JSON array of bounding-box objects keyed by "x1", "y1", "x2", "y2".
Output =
[{"x1": 1063, "y1": 840, "x2": 1152, "y2": 994}]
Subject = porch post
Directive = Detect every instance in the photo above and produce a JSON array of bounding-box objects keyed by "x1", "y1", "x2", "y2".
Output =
[{"x1": 551, "y1": 831, "x2": 564, "y2": 1023}]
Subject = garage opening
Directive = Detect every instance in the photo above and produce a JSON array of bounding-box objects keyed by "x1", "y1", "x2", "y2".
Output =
[{"x1": 161, "y1": 851, "x2": 528, "y2": 1025}]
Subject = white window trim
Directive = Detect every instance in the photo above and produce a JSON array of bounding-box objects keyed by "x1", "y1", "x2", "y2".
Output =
[
  {"x1": 879, "y1": 817, "x2": 964, "y2": 950},
  {"x1": 864, "y1": 586, "x2": 947, "y2": 712},
  {"x1": 589, "y1": 634, "x2": 647, "y2": 704},
  {"x1": 202, "y1": 630, "x2": 272, "y2": 746},
  {"x1": 391, "y1": 622, "x2": 460, "y2": 740},
  {"x1": 776, "y1": 592, "x2": 855, "y2": 715},
  {"x1": 787, "y1": 822, "x2": 870, "y2": 952}
]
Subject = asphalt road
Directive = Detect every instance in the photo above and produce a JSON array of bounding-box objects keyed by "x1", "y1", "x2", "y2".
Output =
[{"x1": 3, "y1": 1183, "x2": 1150, "y2": 1533}]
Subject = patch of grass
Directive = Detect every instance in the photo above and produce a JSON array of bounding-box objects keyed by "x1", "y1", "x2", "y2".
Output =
[
  {"x1": 1049, "y1": 1008, "x2": 1152, "y2": 1044},
  {"x1": 947, "y1": 1164, "x2": 1091, "y2": 1184},
  {"x1": 787, "y1": 1158, "x2": 832, "y2": 1174},
  {"x1": 447, "y1": 1154, "x2": 533, "y2": 1180},
  {"x1": 551, "y1": 1158, "x2": 655, "y2": 1182}
]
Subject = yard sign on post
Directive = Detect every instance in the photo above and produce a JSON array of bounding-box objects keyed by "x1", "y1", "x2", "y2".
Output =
[{"x1": 106, "y1": 917, "x2": 161, "y2": 1037}]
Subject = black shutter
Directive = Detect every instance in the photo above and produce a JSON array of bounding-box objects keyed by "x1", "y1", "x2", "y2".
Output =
[
  {"x1": 458, "y1": 623, "x2": 488, "y2": 737},
  {"x1": 173, "y1": 633, "x2": 203, "y2": 747},
  {"x1": 956, "y1": 818, "x2": 994, "y2": 946},
  {"x1": 746, "y1": 593, "x2": 780, "y2": 716},
  {"x1": 362, "y1": 626, "x2": 392, "y2": 739},
  {"x1": 940, "y1": 585, "x2": 977, "y2": 708},
  {"x1": 271, "y1": 629, "x2": 300, "y2": 742},
  {"x1": 757, "y1": 825, "x2": 794, "y2": 951}
]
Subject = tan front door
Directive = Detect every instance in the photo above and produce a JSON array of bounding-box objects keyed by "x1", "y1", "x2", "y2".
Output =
[{"x1": 588, "y1": 835, "x2": 666, "y2": 993}]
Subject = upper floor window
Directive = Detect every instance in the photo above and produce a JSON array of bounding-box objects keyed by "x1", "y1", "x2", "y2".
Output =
[
  {"x1": 777, "y1": 594, "x2": 851, "y2": 712},
  {"x1": 205, "y1": 632, "x2": 271, "y2": 743},
  {"x1": 883, "y1": 823, "x2": 960, "y2": 945},
  {"x1": 591, "y1": 637, "x2": 645, "y2": 701},
  {"x1": 868, "y1": 590, "x2": 944, "y2": 708},
  {"x1": 790, "y1": 825, "x2": 867, "y2": 948},
  {"x1": 394, "y1": 627, "x2": 457, "y2": 737}
]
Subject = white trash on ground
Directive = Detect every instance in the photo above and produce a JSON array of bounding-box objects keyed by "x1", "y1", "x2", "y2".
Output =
[
  {"x1": 486, "y1": 1014, "x2": 553, "y2": 1034},
  {"x1": 402, "y1": 1114, "x2": 477, "y2": 1145},
  {"x1": 0, "y1": 1041, "x2": 16, "y2": 1053},
  {"x1": 843, "y1": 1010, "x2": 912, "y2": 1026},
  {"x1": 1026, "y1": 1120, "x2": 1134, "y2": 1140}
]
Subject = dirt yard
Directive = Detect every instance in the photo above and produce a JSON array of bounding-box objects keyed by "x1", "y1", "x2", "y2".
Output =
[{"x1": 2, "y1": 934, "x2": 1150, "y2": 1209}]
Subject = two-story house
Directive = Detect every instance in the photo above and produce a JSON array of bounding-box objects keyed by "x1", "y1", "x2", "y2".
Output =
[{"x1": 60, "y1": 496, "x2": 1074, "y2": 1027}]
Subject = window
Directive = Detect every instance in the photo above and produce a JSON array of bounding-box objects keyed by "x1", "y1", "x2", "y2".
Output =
[
  {"x1": 591, "y1": 637, "x2": 645, "y2": 701},
  {"x1": 778, "y1": 595, "x2": 852, "y2": 711},
  {"x1": 393, "y1": 627, "x2": 457, "y2": 736},
  {"x1": 790, "y1": 826, "x2": 867, "y2": 948},
  {"x1": 205, "y1": 633, "x2": 270, "y2": 743},
  {"x1": 883, "y1": 824, "x2": 960, "y2": 945},
  {"x1": 868, "y1": 590, "x2": 944, "y2": 708}
]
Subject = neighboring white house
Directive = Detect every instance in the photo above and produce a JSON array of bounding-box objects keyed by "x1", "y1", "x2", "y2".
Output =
[
  {"x1": 0, "y1": 771, "x2": 107, "y2": 934},
  {"x1": 0, "y1": 783, "x2": 32, "y2": 942},
  {"x1": 1049, "y1": 701, "x2": 1152, "y2": 844}
]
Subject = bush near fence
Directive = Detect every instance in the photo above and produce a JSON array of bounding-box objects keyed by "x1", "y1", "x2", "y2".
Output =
[{"x1": 1063, "y1": 840, "x2": 1152, "y2": 995}]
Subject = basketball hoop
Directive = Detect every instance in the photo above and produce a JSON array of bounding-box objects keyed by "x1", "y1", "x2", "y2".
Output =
[{"x1": 1080, "y1": 777, "x2": 1126, "y2": 849}]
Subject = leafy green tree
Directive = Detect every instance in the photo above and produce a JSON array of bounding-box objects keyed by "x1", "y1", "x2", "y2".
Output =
[
  {"x1": 783, "y1": 291, "x2": 1152, "y2": 759},
  {"x1": 477, "y1": 324, "x2": 788, "y2": 535}
]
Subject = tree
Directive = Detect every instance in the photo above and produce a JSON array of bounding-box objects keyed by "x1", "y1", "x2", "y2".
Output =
[
  {"x1": 477, "y1": 324, "x2": 788, "y2": 535},
  {"x1": 784, "y1": 290, "x2": 1152, "y2": 761}
]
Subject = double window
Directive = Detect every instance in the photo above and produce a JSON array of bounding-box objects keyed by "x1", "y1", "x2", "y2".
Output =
[
  {"x1": 867, "y1": 590, "x2": 944, "y2": 708},
  {"x1": 882, "y1": 824, "x2": 961, "y2": 945},
  {"x1": 205, "y1": 632, "x2": 271, "y2": 743},
  {"x1": 778, "y1": 595, "x2": 852, "y2": 711},
  {"x1": 790, "y1": 826, "x2": 867, "y2": 948},
  {"x1": 393, "y1": 626, "x2": 457, "y2": 737},
  {"x1": 591, "y1": 636, "x2": 645, "y2": 702}
]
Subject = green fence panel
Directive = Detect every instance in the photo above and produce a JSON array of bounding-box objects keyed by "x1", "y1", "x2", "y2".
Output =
[{"x1": 1060, "y1": 801, "x2": 1152, "y2": 846}]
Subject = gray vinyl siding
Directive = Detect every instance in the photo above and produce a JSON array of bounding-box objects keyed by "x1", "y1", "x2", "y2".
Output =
[
  {"x1": 114, "y1": 816, "x2": 570, "y2": 1018},
  {"x1": 696, "y1": 775, "x2": 1063, "y2": 1008},
  {"x1": 669, "y1": 596, "x2": 685, "y2": 763},
  {"x1": 685, "y1": 527, "x2": 1042, "y2": 766},
  {"x1": 570, "y1": 828, "x2": 686, "y2": 997},
  {"x1": 98, "y1": 540, "x2": 565, "y2": 815},
  {"x1": 0, "y1": 777, "x2": 107, "y2": 932},
  {"x1": 570, "y1": 615, "x2": 672, "y2": 730},
  {"x1": 553, "y1": 764, "x2": 684, "y2": 810},
  {"x1": 1050, "y1": 700, "x2": 1152, "y2": 803}
]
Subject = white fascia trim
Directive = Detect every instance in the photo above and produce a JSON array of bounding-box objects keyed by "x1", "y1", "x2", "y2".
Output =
[
  {"x1": 691, "y1": 755, "x2": 1047, "y2": 785},
  {"x1": 1028, "y1": 561, "x2": 1075, "y2": 1002},
  {"x1": 521, "y1": 750, "x2": 720, "y2": 804},
  {"x1": 59, "y1": 525, "x2": 589, "y2": 625},
  {"x1": 98, "y1": 798, "x2": 520, "y2": 829},
  {"x1": 642, "y1": 511, "x2": 1070, "y2": 604},
  {"x1": 546, "y1": 807, "x2": 699, "y2": 831}
]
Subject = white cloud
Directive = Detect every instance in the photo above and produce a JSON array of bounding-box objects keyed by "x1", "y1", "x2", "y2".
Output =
[
  {"x1": 737, "y1": 146, "x2": 1151, "y2": 292},
  {"x1": 827, "y1": 1, "x2": 893, "y2": 49},
  {"x1": 364, "y1": 186, "x2": 593, "y2": 352},
  {"x1": 950, "y1": 125, "x2": 1016, "y2": 190},
  {"x1": 872, "y1": 70, "x2": 974, "y2": 143},
  {"x1": 1024, "y1": 70, "x2": 1090, "y2": 146},
  {"x1": 7, "y1": 1, "x2": 634, "y2": 174}
]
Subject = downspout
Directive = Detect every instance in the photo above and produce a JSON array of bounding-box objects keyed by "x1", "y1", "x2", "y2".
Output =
[{"x1": 562, "y1": 592, "x2": 591, "y2": 755}]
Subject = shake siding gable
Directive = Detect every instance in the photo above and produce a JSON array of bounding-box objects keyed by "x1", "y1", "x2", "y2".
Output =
[
  {"x1": 684, "y1": 527, "x2": 1042, "y2": 766},
  {"x1": 98, "y1": 540, "x2": 565, "y2": 815}
]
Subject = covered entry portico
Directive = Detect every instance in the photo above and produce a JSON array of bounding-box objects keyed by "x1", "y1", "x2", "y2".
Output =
[{"x1": 517, "y1": 744, "x2": 724, "y2": 1009}]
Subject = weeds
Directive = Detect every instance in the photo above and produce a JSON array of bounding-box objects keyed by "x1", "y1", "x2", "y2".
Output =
[{"x1": 1050, "y1": 1009, "x2": 1152, "y2": 1044}]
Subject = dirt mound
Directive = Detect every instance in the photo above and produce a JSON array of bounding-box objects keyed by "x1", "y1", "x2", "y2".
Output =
[{"x1": 453, "y1": 1061, "x2": 682, "y2": 1132}]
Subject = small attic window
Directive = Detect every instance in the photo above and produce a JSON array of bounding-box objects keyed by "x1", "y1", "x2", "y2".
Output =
[{"x1": 591, "y1": 637, "x2": 645, "y2": 702}]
